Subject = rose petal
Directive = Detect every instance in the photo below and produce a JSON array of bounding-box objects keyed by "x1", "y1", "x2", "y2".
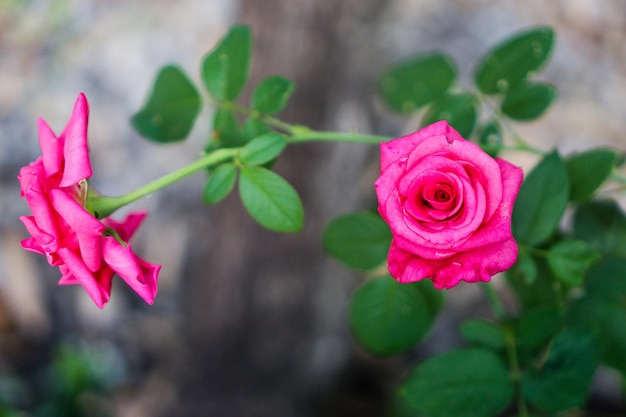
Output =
[
  {"x1": 56, "y1": 247, "x2": 111, "y2": 308},
  {"x1": 387, "y1": 237, "x2": 518, "y2": 289},
  {"x1": 37, "y1": 118, "x2": 62, "y2": 179},
  {"x1": 404, "y1": 127, "x2": 503, "y2": 221},
  {"x1": 59, "y1": 93, "x2": 92, "y2": 187},
  {"x1": 102, "y1": 237, "x2": 159, "y2": 304},
  {"x1": 50, "y1": 189, "x2": 105, "y2": 272},
  {"x1": 451, "y1": 159, "x2": 523, "y2": 252},
  {"x1": 20, "y1": 215, "x2": 59, "y2": 254},
  {"x1": 18, "y1": 162, "x2": 60, "y2": 237},
  {"x1": 102, "y1": 211, "x2": 147, "y2": 242},
  {"x1": 379, "y1": 120, "x2": 453, "y2": 171}
]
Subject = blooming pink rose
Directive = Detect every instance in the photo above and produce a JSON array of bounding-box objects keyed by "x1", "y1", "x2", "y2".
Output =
[
  {"x1": 18, "y1": 93, "x2": 160, "y2": 308},
  {"x1": 375, "y1": 121, "x2": 523, "y2": 289}
]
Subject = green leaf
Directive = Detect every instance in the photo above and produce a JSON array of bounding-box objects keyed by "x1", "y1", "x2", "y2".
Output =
[
  {"x1": 251, "y1": 76, "x2": 295, "y2": 114},
  {"x1": 474, "y1": 27, "x2": 555, "y2": 94},
  {"x1": 516, "y1": 304, "x2": 563, "y2": 360},
  {"x1": 131, "y1": 65, "x2": 201, "y2": 143},
  {"x1": 202, "y1": 163, "x2": 237, "y2": 205},
  {"x1": 500, "y1": 83, "x2": 557, "y2": 121},
  {"x1": 212, "y1": 107, "x2": 242, "y2": 147},
  {"x1": 322, "y1": 211, "x2": 392, "y2": 270},
  {"x1": 566, "y1": 148, "x2": 618, "y2": 201},
  {"x1": 238, "y1": 166, "x2": 303, "y2": 232},
  {"x1": 582, "y1": 258, "x2": 626, "y2": 300},
  {"x1": 522, "y1": 328, "x2": 600, "y2": 413},
  {"x1": 459, "y1": 320, "x2": 506, "y2": 350},
  {"x1": 516, "y1": 251, "x2": 538, "y2": 284},
  {"x1": 242, "y1": 116, "x2": 271, "y2": 142},
  {"x1": 350, "y1": 276, "x2": 442, "y2": 356},
  {"x1": 512, "y1": 150, "x2": 569, "y2": 246},
  {"x1": 201, "y1": 25, "x2": 252, "y2": 101},
  {"x1": 507, "y1": 257, "x2": 560, "y2": 310},
  {"x1": 569, "y1": 259, "x2": 626, "y2": 372},
  {"x1": 399, "y1": 348, "x2": 514, "y2": 417},
  {"x1": 478, "y1": 121, "x2": 503, "y2": 157},
  {"x1": 379, "y1": 53, "x2": 456, "y2": 113},
  {"x1": 573, "y1": 200, "x2": 626, "y2": 258},
  {"x1": 546, "y1": 239, "x2": 601, "y2": 286},
  {"x1": 421, "y1": 93, "x2": 478, "y2": 138},
  {"x1": 240, "y1": 133, "x2": 287, "y2": 166}
]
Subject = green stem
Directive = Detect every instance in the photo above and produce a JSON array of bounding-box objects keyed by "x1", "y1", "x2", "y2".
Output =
[
  {"x1": 476, "y1": 92, "x2": 545, "y2": 156},
  {"x1": 288, "y1": 129, "x2": 391, "y2": 144},
  {"x1": 610, "y1": 172, "x2": 626, "y2": 185},
  {"x1": 88, "y1": 147, "x2": 239, "y2": 218},
  {"x1": 504, "y1": 325, "x2": 529, "y2": 417},
  {"x1": 221, "y1": 101, "x2": 390, "y2": 144},
  {"x1": 506, "y1": 140, "x2": 545, "y2": 156},
  {"x1": 224, "y1": 101, "x2": 295, "y2": 133},
  {"x1": 480, "y1": 283, "x2": 529, "y2": 416},
  {"x1": 480, "y1": 283, "x2": 506, "y2": 321}
]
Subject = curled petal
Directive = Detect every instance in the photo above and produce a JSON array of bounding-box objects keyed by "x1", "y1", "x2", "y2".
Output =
[
  {"x1": 21, "y1": 237, "x2": 45, "y2": 255},
  {"x1": 56, "y1": 248, "x2": 111, "y2": 308},
  {"x1": 20, "y1": 216, "x2": 58, "y2": 254},
  {"x1": 50, "y1": 189, "x2": 105, "y2": 272},
  {"x1": 102, "y1": 237, "x2": 159, "y2": 304},
  {"x1": 102, "y1": 211, "x2": 147, "y2": 242},
  {"x1": 18, "y1": 163, "x2": 59, "y2": 238},
  {"x1": 37, "y1": 118, "x2": 62, "y2": 179},
  {"x1": 60, "y1": 93, "x2": 92, "y2": 186}
]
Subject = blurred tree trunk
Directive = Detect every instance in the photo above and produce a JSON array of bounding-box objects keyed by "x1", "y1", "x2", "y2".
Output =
[{"x1": 169, "y1": 1, "x2": 392, "y2": 416}]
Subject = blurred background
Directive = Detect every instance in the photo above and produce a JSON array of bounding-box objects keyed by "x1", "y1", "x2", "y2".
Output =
[{"x1": 1, "y1": 0, "x2": 625, "y2": 415}]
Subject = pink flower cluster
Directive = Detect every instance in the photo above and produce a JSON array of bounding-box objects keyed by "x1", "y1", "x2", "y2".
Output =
[
  {"x1": 376, "y1": 121, "x2": 523, "y2": 289},
  {"x1": 18, "y1": 93, "x2": 159, "y2": 308}
]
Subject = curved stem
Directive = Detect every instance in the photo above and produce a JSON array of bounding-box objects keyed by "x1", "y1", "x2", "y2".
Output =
[{"x1": 89, "y1": 148, "x2": 239, "y2": 218}]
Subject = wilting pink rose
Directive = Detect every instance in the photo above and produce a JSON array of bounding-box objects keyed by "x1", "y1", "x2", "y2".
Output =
[
  {"x1": 18, "y1": 93, "x2": 160, "y2": 308},
  {"x1": 375, "y1": 121, "x2": 523, "y2": 289}
]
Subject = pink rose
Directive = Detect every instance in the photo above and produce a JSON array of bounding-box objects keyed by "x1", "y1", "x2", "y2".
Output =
[
  {"x1": 18, "y1": 93, "x2": 160, "y2": 308},
  {"x1": 375, "y1": 121, "x2": 523, "y2": 289}
]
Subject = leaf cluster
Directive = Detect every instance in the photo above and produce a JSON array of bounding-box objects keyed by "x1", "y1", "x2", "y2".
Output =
[
  {"x1": 131, "y1": 25, "x2": 302, "y2": 232},
  {"x1": 326, "y1": 27, "x2": 626, "y2": 417},
  {"x1": 379, "y1": 27, "x2": 557, "y2": 155}
]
